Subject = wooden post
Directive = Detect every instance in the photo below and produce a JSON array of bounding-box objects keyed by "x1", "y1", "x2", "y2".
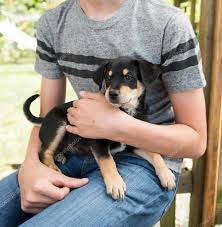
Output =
[
  {"x1": 189, "y1": 1, "x2": 215, "y2": 227},
  {"x1": 217, "y1": 143, "x2": 222, "y2": 223},
  {"x1": 190, "y1": 0, "x2": 196, "y2": 30},
  {"x1": 202, "y1": 0, "x2": 222, "y2": 225}
]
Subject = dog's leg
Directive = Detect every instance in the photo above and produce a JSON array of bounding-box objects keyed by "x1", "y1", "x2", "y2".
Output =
[
  {"x1": 134, "y1": 149, "x2": 176, "y2": 190},
  {"x1": 40, "y1": 125, "x2": 66, "y2": 172},
  {"x1": 91, "y1": 147, "x2": 126, "y2": 200},
  {"x1": 41, "y1": 149, "x2": 61, "y2": 172}
]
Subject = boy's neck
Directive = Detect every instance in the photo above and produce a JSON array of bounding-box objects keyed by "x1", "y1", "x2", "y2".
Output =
[{"x1": 79, "y1": 0, "x2": 125, "y2": 21}]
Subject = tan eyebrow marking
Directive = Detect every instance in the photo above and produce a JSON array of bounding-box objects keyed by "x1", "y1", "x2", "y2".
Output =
[
  {"x1": 108, "y1": 70, "x2": 112, "y2": 76},
  {"x1": 123, "y1": 68, "x2": 129, "y2": 76}
]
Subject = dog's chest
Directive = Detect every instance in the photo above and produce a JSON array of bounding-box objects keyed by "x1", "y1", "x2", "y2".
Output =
[
  {"x1": 122, "y1": 99, "x2": 139, "y2": 117},
  {"x1": 110, "y1": 142, "x2": 127, "y2": 154}
]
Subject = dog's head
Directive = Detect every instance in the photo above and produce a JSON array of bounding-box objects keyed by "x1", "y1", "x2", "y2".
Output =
[{"x1": 93, "y1": 57, "x2": 161, "y2": 111}]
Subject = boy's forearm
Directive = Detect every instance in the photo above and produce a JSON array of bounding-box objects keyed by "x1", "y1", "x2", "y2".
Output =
[
  {"x1": 111, "y1": 113, "x2": 205, "y2": 159},
  {"x1": 25, "y1": 126, "x2": 41, "y2": 161}
]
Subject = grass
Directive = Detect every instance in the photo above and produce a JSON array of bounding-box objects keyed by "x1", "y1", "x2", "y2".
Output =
[{"x1": 0, "y1": 62, "x2": 75, "y2": 167}]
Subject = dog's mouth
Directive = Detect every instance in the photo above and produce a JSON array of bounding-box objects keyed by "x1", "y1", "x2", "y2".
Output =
[{"x1": 109, "y1": 98, "x2": 132, "y2": 108}]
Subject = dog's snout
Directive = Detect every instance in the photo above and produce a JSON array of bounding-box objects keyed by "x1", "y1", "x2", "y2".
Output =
[{"x1": 109, "y1": 90, "x2": 120, "y2": 98}]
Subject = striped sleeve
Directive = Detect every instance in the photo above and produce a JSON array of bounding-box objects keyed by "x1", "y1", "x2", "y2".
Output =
[
  {"x1": 34, "y1": 14, "x2": 64, "y2": 79},
  {"x1": 161, "y1": 12, "x2": 206, "y2": 92}
]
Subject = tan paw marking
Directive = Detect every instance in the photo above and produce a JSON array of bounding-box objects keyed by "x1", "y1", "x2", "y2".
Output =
[
  {"x1": 156, "y1": 167, "x2": 176, "y2": 190},
  {"x1": 105, "y1": 174, "x2": 126, "y2": 200}
]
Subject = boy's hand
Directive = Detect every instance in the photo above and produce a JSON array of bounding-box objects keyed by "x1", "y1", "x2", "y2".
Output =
[
  {"x1": 66, "y1": 91, "x2": 126, "y2": 140},
  {"x1": 18, "y1": 157, "x2": 88, "y2": 214}
]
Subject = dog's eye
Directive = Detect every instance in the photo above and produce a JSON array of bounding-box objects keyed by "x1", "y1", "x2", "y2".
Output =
[{"x1": 125, "y1": 74, "x2": 133, "y2": 80}]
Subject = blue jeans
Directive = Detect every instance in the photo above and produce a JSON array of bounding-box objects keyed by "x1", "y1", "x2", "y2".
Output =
[{"x1": 0, "y1": 154, "x2": 180, "y2": 227}]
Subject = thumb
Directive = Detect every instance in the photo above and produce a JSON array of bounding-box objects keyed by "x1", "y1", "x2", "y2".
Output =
[
  {"x1": 55, "y1": 174, "x2": 89, "y2": 189},
  {"x1": 80, "y1": 91, "x2": 103, "y2": 100}
]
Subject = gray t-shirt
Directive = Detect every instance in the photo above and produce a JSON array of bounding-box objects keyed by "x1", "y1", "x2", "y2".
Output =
[{"x1": 35, "y1": 0, "x2": 206, "y2": 173}]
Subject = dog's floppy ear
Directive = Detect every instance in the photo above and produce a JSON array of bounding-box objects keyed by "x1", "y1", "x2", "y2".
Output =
[
  {"x1": 93, "y1": 61, "x2": 110, "y2": 90},
  {"x1": 137, "y1": 60, "x2": 161, "y2": 88}
]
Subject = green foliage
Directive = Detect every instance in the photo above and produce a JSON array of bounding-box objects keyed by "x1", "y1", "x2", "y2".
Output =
[{"x1": 0, "y1": 1, "x2": 64, "y2": 64}]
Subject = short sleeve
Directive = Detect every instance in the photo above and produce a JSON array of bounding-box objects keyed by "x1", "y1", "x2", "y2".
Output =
[
  {"x1": 34, "y1": 14, "x2": 64, "y2": 79},
  {"x1": 161, "y1": 12, "x2": 206, "y2": 92}
]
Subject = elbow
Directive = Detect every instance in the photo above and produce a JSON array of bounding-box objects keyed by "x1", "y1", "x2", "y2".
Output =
[{"x1": 192, "y1": 138, "x2": 207, "y2": 159}]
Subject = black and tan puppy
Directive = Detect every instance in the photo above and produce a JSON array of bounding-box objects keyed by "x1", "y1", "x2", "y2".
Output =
[{"x1": 23, "y1": 57, "x2": 176, "y2": 200}]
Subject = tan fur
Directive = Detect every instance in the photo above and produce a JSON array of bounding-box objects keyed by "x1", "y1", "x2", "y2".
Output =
[
  {"x1": 43, "y1": 149, "x2": 60, "y2": 171},
  {"x1": 92, "y1": 151, "x2": 126, "y2": 200},
  {"x1": 134, "y1": 149, "x2": 176, "y2": 190},
  {"x1": 104, "y1": 81, "x2": 145, "y2": 115},
  {"x1": 122, "y1": 68, "x2": 129, "y2": 76},
  {"x1": 120, "y1": 81, "x2": 145, "y2": 115},
  {"x1": 108, "y1": 70, "x2": 112, "y2": 76},
  {"x1": 42, "y1": 125, "x2": 66, "y2": 172}
]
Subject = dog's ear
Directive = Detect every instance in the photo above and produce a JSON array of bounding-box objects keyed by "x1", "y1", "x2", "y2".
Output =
[
  {"x1": 93, "y1": 61, "x2": 111, "y2": 90},
  {"x1": 137, "y1": 60, "x2": 161, "y2": 88}
]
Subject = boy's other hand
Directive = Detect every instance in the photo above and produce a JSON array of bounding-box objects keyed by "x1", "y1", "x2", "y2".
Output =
[{"x1": 18, "y1": 158, "x2": 89, "y2": 214}]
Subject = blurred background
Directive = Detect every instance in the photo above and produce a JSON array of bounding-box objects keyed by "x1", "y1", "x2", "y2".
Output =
[{"x1": 1, "y1": 1, "x2": 215, "y2": 227}]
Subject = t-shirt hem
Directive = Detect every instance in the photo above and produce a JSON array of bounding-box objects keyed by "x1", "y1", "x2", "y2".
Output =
[
  {"x1": 35, "y1": 65, "x2": 64, "y2": 79},
  {"x1": 166, "y1": 80, "x2": 207, "y2": 93}
]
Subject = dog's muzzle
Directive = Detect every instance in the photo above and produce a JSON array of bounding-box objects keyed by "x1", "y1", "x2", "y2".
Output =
[{"x1": 109, "y1": 89, "x2": 120, "y2": 103}]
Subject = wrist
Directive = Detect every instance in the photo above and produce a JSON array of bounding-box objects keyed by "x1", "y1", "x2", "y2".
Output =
[
  {"x1": 25, "y1": 149, "x2": 40, "y2": 163},
  {"x1": 109, "y1": 110, "x2": 132, "y2": 142}
]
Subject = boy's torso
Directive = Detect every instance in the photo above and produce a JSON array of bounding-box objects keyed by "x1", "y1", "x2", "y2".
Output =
[{"x1": 37, "y1": 0, "x2": 185, "y2": 172}]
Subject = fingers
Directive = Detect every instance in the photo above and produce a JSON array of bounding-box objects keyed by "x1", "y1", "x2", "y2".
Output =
[
  {"x1": 39, "y1": 184, "x2": 70, "y2": 201},
  {"x1": 22, "y1": 206, "x2": 44, "y2": 214},
  {"x1": 21, "y1": 192, "x2": 57, "y2": 214},
  {"x1": 66, "y1": 125, "x2": 79, "y2": 135},
  {"x1": 53, "y1": 174, "x2": 89, "y2": 189},
  {"x1": 67, "y1": 111, "x2": 76, "y2": 125}
]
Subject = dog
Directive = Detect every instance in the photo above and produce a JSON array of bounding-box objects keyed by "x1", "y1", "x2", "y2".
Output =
[{"x1": 23, "y1": 57, "x2": 176, "y2": 200}]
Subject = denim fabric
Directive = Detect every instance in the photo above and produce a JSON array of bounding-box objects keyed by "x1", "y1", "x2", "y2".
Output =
[{"x1": 0, "y1": 154, "x2": 180, "y2": 227}]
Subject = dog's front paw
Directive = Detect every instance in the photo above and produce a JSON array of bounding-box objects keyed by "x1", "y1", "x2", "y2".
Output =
[
  {"x1": 104, "y1": 174, "x2": 126, "y2": 200},
  {"x1": 156, "y1": 167, "x2": 176, "y2": 190}
]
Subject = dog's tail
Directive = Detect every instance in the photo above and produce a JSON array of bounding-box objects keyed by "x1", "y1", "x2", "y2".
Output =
[{"x1": 23, "y1": 94, "x2": 43, "y2": 125}]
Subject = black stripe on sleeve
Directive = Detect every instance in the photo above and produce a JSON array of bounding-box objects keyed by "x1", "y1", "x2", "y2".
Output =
[
  {"x1": 37, "y1": 39, "x2": 55, "y2": 55},
  {"x1": 36, "y1": 50, "x2": 58, "y2": 63},
  {"x1": 59, "y1": 65, "x2": 96, "y2": 79},
  {"x1": 162, "y1": 54, "x2": 201, "y2": 74},
  {"x1": 161, "y1": 38, "x2": 198, "y2": 64},
  {"x1": 56, "y1": 53, "x2": 111, "y2": 65}
]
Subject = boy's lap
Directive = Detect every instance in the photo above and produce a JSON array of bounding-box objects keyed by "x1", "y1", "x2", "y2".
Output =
[
  {"x1": 0, "y1": 155, "x2": 179, "y2": 227},
  {"x1": 21, "y1": 154, "x2": 179, "y2": 227}
]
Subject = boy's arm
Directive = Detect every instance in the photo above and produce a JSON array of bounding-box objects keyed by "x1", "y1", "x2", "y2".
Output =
[
  {"x1": 19, "y1": 76, "x2": 88, "y2": 214},
  {"x1": 111, "y1": 88, "x2": 207, "y2": 158}
]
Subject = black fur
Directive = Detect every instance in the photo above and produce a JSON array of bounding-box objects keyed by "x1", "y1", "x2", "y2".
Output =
[{"x1": 23, "y1": 94, "x2": 43, "y2": 124}]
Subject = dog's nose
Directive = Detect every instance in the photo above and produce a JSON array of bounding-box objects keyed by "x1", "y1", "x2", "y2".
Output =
[{"x1": 109, "y1": 90, "x2": 120, "y2": 98}]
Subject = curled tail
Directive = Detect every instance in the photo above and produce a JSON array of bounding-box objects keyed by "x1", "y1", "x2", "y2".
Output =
[{"x1": 23, "y1": 94, "x2": 43, "y2": 124}]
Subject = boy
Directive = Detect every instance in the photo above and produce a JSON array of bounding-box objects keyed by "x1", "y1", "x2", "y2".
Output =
[{"x1": 0, "y1": 0, "x2": 207, "y2": 226}]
